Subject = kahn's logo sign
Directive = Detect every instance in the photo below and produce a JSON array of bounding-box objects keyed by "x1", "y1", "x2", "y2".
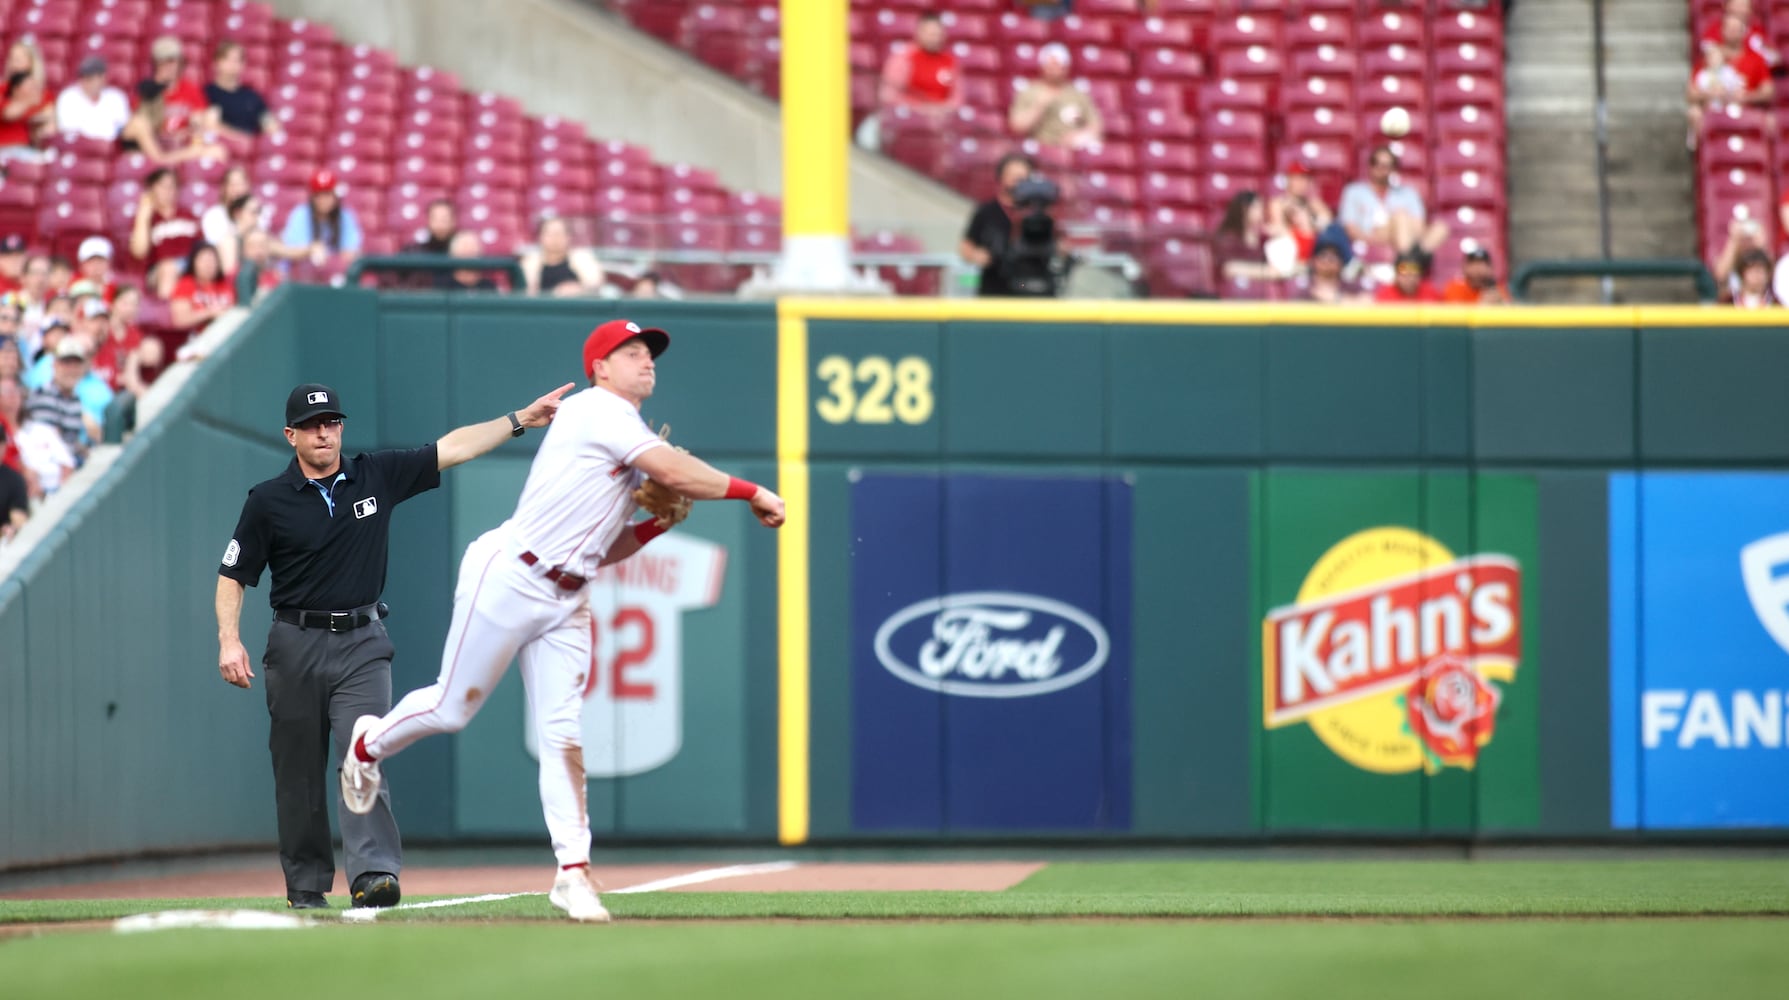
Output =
[
  {"x1": 872, "y1": 591, "x2": 1109, "y2": 698},
  {"x1": 1740, "y1": 532, "x2": 1789, "y2": 657}
]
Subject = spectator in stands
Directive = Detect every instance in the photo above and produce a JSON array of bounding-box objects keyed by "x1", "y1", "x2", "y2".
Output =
[
  {"x1": 857, "y1": 12, "x2": 962, "y2": 152},
  {"x1": 1009, "y1": 43, "x2": 1102, "y2": 151},
  {"x1": 276, "y1": 170, "x2": 363, "y2": 275},
  {"x1": 1293, "y1": 236, "x2": 1367, "y2": 304},
  {"x1": 237, "y1": 228, "x2": 281, "y2": 298},
  {"x1": 138, "y1": 36, "x2": 214, "y2": 130},
  {"x1": 206, "y1": 41, "x2": 279, "y2": 140},
  {"x1": 120, "y1": 38, "x2": 227, "y2": 166},
  {"x1": 17, "y1": 254, "x2": 48, "y2": 328},
  {"x1": 1268, "y1": 164, "x2": 1334, "y2": 266},
  {"x1": 74, "y1": 237, "x2": 117, "y2": 303},
  {"x1": 0, "y1": 298, "x2": 19, "y2": 363},
  {"x1": 93, "y1": 284, "x2": 157, "y2": 393},
  {"x1": 1340, "y1": 146, "x2": 1447, "y2": 262},
  {"x1": 439, "y1": 231, "x2": 498, "y2": 292},
  {"x1": 0, "y1": 233, "x2": 24, "y2": 294},
  {"x1": 1699, "y1": 1, "x2": 1777, "y2": 72},
  {"x1": 45, "y1": 256, "x2": 72, "y2": 296},
  {"x1": 1712, "y1": 213, "x2": 1770, "y2": 289},
  {"x1": 0, "y1": 438, "x2": 26, "y2": 540},
  {"x1": 1725, "y1": 247, "x2": 1777, "y2": 307},
  {"x1": 25, "y1": 334, "x2": 108, "y2": 458},
  {"x1": 130, "y1": 167, "x2": 202, "y2": 299},
  {"x1": 520, "y1": 216, "x2": 603, "y2": 297},
  {"x1": 3, "y1": 375, "x2": 73, "y2": 497},
  {"x1": 1374, "y1": 250, "x2": 1444, "y2": 304},
  {"x1": 413, "y1": 199, "x2": 458, "y2": 254},
  {"x1": 959, "y1": 152, "x2": 1036, "y2": 297},
  {"x1": 630, "y1": 271, "x2": 665, "y2": 298},
  {"x1": 200, "y1": 165, "x2": 255, "y2": 274},
  {"x1": 1441, "y1": 247, "x2": 1511, "y2": 304},
  {"x1": 0, "y1": 319, "x2": 19, "y2": 381},
  {"x1": 0, "y1": 38, "x2": 54, "y2": 161},
  {"x1": 55, "y1": 56, "x2": 131, "y2": 143},
  {"x1": 1687, "y1": 14, "x2": 1774, "y2": 150},
  {"x1": 170, "y1": 242, "x2": 235, "y2": 331},
  {"x1": 1213, "y1": 191, "x2": 1271, "y2": 281}
]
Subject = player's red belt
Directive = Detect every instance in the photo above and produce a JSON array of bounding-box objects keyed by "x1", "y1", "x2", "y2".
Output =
[{"x1": 519, "y1": 551, "x2": 587, "y2": 591}]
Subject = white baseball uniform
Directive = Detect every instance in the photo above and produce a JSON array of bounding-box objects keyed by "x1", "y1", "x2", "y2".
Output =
[{"x1": 361, "y1": 385, "x2": 663, "y2": 867}]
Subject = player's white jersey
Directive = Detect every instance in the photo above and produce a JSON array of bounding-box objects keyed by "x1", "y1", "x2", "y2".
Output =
[{"x1": 505, "y1": 385, "x2": 663, "y2": 577}]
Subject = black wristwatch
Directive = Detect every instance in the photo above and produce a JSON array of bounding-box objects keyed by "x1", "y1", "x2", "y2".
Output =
[{"x1": 507, "y1": 411, "x2": 525, "y2": 437}]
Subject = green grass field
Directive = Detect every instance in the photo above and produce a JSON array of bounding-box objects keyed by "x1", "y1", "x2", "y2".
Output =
[{"x1": 3, "y1": 859, "x2": 1787, "y2": 999}]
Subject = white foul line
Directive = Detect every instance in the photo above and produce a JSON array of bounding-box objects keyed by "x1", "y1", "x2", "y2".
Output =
[
  {"x1": 610, "y1": 861, "x2": 799, "y2": 895},
  {"x1": 339, "y1": 862, "x2": 799, "y2": 921}
]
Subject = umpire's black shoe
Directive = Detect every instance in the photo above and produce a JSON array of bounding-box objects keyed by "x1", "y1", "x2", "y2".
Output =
[
  {"x1": 287, "y1": 891, "x2": 329, "y2": 910},
  {"x1": 351, "y1": 871, "x2": 401, "y2": 909}
]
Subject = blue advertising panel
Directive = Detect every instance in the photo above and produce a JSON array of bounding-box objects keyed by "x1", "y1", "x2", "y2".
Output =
[
  {"x1": 850, "y1": 473, "x2": 1132, "y2": 832},
  {"x1": 1610, "y1": 472, "x2": 1789, "y2": 829}
]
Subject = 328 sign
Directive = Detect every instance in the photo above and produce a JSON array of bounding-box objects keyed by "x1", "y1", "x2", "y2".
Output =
[{"x1": 814, "y1": 354, "x2": 934, "y2": 426}]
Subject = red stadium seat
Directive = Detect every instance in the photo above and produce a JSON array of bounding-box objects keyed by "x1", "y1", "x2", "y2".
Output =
[
  {"x1": 1284, "y1": 12, "x2": 1353, "y2": 49},
  {"x1": 1358, "y1": 10, "x2": 1426, "y2": 48}
]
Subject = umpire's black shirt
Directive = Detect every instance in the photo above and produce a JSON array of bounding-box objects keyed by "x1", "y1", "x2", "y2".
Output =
[{"x1": 220, "y1": 445, "x2": 440, "y2": 611}]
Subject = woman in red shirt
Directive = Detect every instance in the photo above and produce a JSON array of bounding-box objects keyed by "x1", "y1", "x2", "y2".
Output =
[
  {"x1": 0, "y1": 40, "x2": 54, "y2": 157},
  {"x1": 170, "y1": 243, "x2": 235, "y2": 331}
]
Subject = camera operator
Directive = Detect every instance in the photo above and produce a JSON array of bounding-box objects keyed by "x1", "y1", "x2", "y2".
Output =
[{"x1": 958, "y1": 153, "x2": 1070, "y2": 297}]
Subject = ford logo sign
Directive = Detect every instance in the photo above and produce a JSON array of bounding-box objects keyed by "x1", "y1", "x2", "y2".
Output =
[{"x1": 872, "y1": 591, "x2": 1110, "y2": 698}]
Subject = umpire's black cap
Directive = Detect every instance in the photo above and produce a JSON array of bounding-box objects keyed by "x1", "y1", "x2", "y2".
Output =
[{"x1": 286, "y1": 383, "x2": 346, "y2": 426}]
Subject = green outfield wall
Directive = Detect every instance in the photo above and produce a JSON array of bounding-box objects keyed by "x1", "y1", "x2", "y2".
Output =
[{"x1": 5, "y1": 294, "x2": 1787, "y2": 868}]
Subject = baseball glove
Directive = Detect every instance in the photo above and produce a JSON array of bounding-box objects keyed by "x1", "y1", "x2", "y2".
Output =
[{"x1": 632, "y1": 424, "x2": 692, "y2": 528}]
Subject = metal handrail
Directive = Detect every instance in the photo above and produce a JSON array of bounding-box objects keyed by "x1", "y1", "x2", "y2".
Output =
[
  {"x1": 1591, "y1": 0, "x2": 1614, "y2": 302},
  {"x1": 1511, "y1": 259, "x2": 1721, "y2": 303},
  {"x1": 345, "y1": 255, "x2": 528, "y2": 288}
]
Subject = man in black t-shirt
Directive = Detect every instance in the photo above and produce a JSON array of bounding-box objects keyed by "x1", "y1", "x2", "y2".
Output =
[
  {"x1": 216, "y1": 380, "x2": 571, "y2": 911},
  {"x1": 958, "y1": 153, "x2": 1036, "y2": 297},
  {"x1": 205, "y1": 41, "x2": 278, "y2": 138}
]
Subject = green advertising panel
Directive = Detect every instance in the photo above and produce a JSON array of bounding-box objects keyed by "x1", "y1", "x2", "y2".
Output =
[{"x1": 1257, "y1": 470, "x2": 1540, "y2": 833}]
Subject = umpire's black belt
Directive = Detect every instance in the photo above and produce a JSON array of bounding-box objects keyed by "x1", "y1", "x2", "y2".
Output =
[{"x1": 276, "y1": 602, "x2": 389, "y2": 632}]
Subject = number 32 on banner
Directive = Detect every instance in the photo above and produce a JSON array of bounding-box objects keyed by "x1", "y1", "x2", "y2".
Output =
[{"x1": 814, "y1": 354, "x2": 934, "y2": 425}]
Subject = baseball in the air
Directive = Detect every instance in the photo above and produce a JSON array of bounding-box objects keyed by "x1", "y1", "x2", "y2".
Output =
[{"x1": 1380, "y1": 106, "x2": 1411, "y2": 138}]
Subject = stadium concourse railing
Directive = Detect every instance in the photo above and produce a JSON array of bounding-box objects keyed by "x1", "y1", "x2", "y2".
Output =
[
  {"x1": 13, "y1": 292, "x2": 1789, "y2": 870},
  {"x1": 1512, "y1": 259, "x2": 1722, "y2": 304}
]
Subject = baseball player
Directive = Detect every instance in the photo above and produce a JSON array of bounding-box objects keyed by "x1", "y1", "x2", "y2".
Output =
[{"x1": 337, "y1": 319, "x2": 785, "y2": 922}]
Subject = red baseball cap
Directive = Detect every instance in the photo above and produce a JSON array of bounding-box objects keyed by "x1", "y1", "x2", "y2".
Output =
[
  {"x1": 1287, "y1": 161, "x2": 1311, "y2": 176},
  {"x1": 583, "y1": 319, "x2": 669, "y2": 379},
  {"x1": 310, "y1": 169, "x2": 338, "y2": 194}
]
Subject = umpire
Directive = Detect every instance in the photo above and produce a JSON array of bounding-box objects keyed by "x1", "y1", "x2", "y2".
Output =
[{"x1": 215, "y1": 380, "x2": 570, "y2": 909}]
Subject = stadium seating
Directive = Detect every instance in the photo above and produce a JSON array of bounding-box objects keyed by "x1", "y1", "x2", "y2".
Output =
[
  {"x1": 610, "y1": 0, "x2": 1510, "y2": 298},
  {"x1": 1688, "y1": 0, "x2": 1785, "y2": 276},
  {"x1": 0, "y1": 0, "x2": 797, "y2": 301}
]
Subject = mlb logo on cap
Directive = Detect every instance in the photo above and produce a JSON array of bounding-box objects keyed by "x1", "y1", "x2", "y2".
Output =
[{"x1": 285, "y1": 382, "x2": 347, "y2": 426}]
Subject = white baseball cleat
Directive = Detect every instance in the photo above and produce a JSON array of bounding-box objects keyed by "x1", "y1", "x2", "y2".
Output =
[
  {"x1": 549, "y1": 868, "x2": 612, "y2": 923},
  {"x1": 339, "y1": 715, "x2": 383, "y2": 816}
]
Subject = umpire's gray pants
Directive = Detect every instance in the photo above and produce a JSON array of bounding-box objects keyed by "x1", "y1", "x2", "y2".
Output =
[{"x1": 263, "y1": 618, "x2": 402, "y2": 894}]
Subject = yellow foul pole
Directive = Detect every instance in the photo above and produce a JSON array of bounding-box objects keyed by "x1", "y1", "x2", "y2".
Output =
[{"x1": 777, "y1": 1, "x2": 852, "y2": 289}]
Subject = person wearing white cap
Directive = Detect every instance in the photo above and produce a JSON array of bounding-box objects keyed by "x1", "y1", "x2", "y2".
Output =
[
  {"x1": 76, "y1": 236, "x2": 116, "y2": 299},
  {"x1": 55, "y1": 55, "x2": 131, "y2": 142},
  {"x1": 1008, "y1": 42, "x2": 1103, "y2": 150}
]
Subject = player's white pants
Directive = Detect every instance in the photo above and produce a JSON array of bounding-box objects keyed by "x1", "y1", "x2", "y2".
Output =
[{"x1": 364, "y1": 527, "x2": 595, "y2": 867}]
